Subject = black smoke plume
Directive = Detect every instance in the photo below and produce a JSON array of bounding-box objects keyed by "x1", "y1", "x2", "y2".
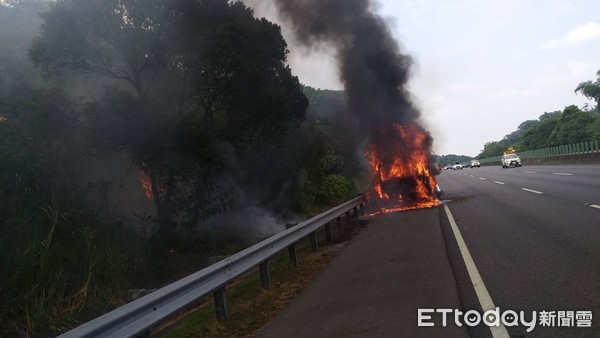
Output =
[{"x1": 273, "y1": 0, "x2": 435, "y2": 171}]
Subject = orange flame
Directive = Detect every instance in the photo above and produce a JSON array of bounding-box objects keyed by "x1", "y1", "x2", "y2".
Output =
[
  {"x1": 366, "y1": 123, "x2": 439, "y2": 215},
  {"x1": 139, "y1": 171, "x2": 153, "y2": 200}
]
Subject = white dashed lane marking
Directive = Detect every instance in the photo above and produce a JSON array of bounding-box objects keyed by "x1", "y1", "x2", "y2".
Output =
[
  {"x1": 524, "y1": 171, "x2": 535, "y2": 174},
  {"x1": 521, "y1": 188, "x2": 543, "y2": 194},
  {"x1": 588, "y1": 204, "x2": 600, "y2": 210},
  {"x1": 494, "y1": 181, "x2": 505, "y2": 185},
  {"x1": 553, "y1": 172, "x2": 573, "y2": 176},
  {"x1": 479, "y1": 177, "x2": 486, "y2": 180}
]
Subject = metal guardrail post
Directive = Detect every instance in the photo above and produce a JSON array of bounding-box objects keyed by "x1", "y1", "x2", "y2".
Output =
[
  {"x1": 288, "y1": 244, "x2": 298, "y2": 268},
  {"x1": 359, "y1": 202, "x2": 365, "y2": 216},
  {"x1": 214, "y1": 288, "x2": 229, "y2": 322},
  {"x1": 259, "y1": 261, "x2": 271, "y2": 289},
  {"x1": 345, "y1": 211, "x2": 351, "y2": 225},
  {"x1": 325, "y1": 222, "x2": 333, "y2": 242},
  {"x1": 58, "y1": 194, "x2": 367, "y2": 337},
  {"x1": 309, "y1": 232, "x2": 318, "y2": 252},
  {"x1": 336, "y1": 216, "x2": 343, "y2": 234},
  {"x1": 352, "y1": 206, "x2": 358, "y2": 219}
]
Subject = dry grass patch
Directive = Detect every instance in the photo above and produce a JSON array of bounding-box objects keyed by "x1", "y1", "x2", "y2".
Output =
[{"x1": 157, "y1": 221, "x2": 365, "y2": 338}]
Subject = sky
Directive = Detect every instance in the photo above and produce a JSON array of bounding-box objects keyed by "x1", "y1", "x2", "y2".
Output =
[{"x1": 246, "y1": 0, "x2": 599, "y2": 157}]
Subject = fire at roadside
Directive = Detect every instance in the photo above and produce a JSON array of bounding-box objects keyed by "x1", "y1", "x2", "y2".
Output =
[
  {"x1": 366, "y1": 123, "x2": 440, "y2": 215},
  {"x1": 273, "y1": 0, "x2": 441, "y2": 215}
]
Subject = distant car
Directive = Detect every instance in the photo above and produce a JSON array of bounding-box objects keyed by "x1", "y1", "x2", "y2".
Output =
[
  {"x1": 501, "y1": 153, "x2": 522, "y2": 168},
  {"x1": 470, "y1": 160, "x2": 481, "y2": 168},
  {"x1": 452, "y1": 161, "x2": 463, "y2": 170}
]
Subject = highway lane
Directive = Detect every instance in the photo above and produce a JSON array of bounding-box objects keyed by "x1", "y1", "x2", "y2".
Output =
[
  {"x1": 455, "y1": 164, "x2": 600, "y2": 207},
  {"x1": 437, "y1": 164, "x2": 600, "y2": 337}
]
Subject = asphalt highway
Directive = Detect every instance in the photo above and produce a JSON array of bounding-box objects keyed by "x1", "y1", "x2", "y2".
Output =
[
  {"x1": 258, "y1": 207, "x2": 470, "y2": 337},
  {"x1": 438, "y1": 164, "x2": 600, "y2": 337}
]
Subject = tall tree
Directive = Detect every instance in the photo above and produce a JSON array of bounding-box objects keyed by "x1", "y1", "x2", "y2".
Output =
[
  {"x1": 0, "y1": 0, "x2": 47, "y2": 95},
  {"x1": 29, "y1": 0, "x2": 167, "y2": 98},
  {"x1": 575, "y1": 69, "x2": 600, "y2": 112},
  {"x1": 521, "y1": 117, "x2": 559, "y2": 150},
  {"x1": 477, "y1": 141, "x2": 507, "y2": 158},
  {"x1": 547, "y1": 105, "x2": 593, "y2": 145},
  {"x1": 30, "y1": 0, "x2": 307, "y2": 234}
]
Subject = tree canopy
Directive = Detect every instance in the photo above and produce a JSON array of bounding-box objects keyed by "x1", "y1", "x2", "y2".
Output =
[
  {"x1": 476, "y1": 69, "x2": 600, "y2": 158},
  {"x1": 29, "y1": 0, "x2": 308, "y2": 234},
  {"x1": 575, "y1": 69, "x2": 600, "y2": 112},
  {"x1": 0, "y1": 1, "x2": 376, "y2": 334}
]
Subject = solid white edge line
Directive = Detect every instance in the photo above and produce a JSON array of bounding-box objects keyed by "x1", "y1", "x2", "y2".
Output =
[
  {"x1": 493, "y1": 181, "x2": 505, "y2": 185},
  {"x1": 589, "y1": 204, "x2": 600, "y2": 210},
  {"x1": 521, "y1": 188, "x2": 543, "y2": 194},
  {"x1": 442, "y1": 204, "x2": 510, "y2": 338}
]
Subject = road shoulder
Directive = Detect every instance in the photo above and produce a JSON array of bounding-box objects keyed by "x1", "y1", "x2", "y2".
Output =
[{"x1": 258, "y1": 207, "x2": 469, "y2": 337}]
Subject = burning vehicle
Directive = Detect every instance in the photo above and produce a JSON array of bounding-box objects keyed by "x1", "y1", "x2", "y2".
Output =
[
  {"x1": 366, "y1": 124, "x2": 440, "y2": 214},
  {"x1": 273, "y1": 0, "x2": 441, "y2": 214},
  {"x1": 374, "y1": 160, "x2": 435, "y2": 206}
]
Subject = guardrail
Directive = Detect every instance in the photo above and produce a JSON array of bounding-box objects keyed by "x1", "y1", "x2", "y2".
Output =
[
  {"x1": 59, "y1": 194, "x2": 368, "y2": 337},
  {"x1": 479, "y1": 139, "x2": 600, "y2": 164}
]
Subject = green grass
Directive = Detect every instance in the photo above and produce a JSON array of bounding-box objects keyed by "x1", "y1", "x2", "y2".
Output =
[{"x1": 0, "y1": 204, "x2": 131, "y2": 336}]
